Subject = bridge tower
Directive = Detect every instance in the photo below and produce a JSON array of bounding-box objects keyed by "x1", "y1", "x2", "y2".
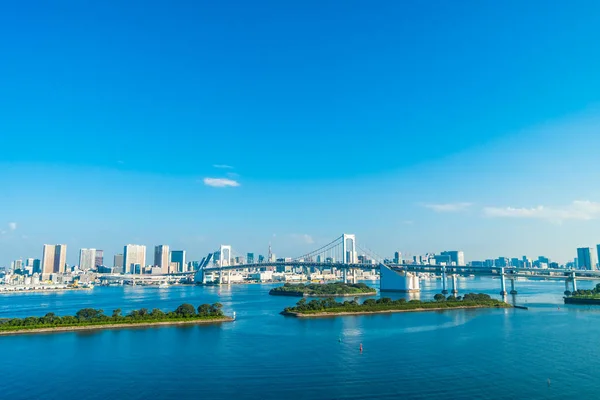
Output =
[
  {"x1": 342, "y1": 234, "x2": 356, "y2": 264},
  {"x1": 219, "y1": 245, "x2": 232, "y2": 268}
]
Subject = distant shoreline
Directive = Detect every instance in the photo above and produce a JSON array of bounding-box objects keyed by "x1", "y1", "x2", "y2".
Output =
[
  {"x1": 282, "y1": 305, "x2": 509, "y2": 318},
  {"x1": 0, "y1": 287, "x2": 93, "y2": 295},
  {"x1": 0, "y1": 317, "x2": 234, "y2": 336}
]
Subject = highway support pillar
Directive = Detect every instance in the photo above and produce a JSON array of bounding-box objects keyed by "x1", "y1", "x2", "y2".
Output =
[
  {"x1": 441, "y1": 267, "x2": 448, "y2": 295},
  {"x1": 500, "y1": 267, "x2": 507, "y2": 295},
  {"x1": 510, "y1": 279, "x2": 517, "y2": 295},
  {"x1": 451, "y1": 274, "x2": 458, "y2": 295}
]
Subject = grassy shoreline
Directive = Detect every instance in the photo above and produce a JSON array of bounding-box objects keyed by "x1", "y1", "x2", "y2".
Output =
[
  {"x1": 283, "y1": 304, "x2": 510, "y2": 318},
  {"x1": 282, "y1": 293, "x2": 510, "y2": 317},
  {"x1": 0, "y1": 317, "x2": 233, "y2": 336},
  {"x1": 0, "y1": 302, "x2": 230, "y2": 336}
]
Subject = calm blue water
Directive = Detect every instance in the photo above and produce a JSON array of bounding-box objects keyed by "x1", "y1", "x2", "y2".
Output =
[{"x1": 1, "y1": 278, "x2": 599, "y2": 400}]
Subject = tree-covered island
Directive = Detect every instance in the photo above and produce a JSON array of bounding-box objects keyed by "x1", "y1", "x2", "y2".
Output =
[
  {"x1": 564, "y1": 283, "x2": 600, "y2": 304},
  {"x1": 282, "y1": 293, "x2": 510, "y2": 317},
  {"x1": 0, "y1": 303, "x2": 232, "y2": 335},
  {"x1": 269, "y1": 282, "x2": 377, "y2": 297}
]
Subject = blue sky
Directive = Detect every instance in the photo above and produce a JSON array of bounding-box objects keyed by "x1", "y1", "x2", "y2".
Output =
[{"x1": 2, "y1": 1, "x2": 600, "y2": 266}]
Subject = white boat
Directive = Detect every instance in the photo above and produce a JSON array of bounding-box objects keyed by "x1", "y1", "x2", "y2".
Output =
[{"x1": 158, "y1": 282, "x2": 170, "y2": 288}]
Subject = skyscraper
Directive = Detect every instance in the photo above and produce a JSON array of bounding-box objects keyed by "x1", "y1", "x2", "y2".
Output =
[
  {"x1": 32, "y1": 259, "x2": 41, "y2": 274},
  {"x1": 95, "y1": 250, "x2": 104, "y2": 267},
  {"x1": 154, "y1": 245, "x2": 170, "y2": 274},
  {"x1": 42, "y1": 244, "x2": 67, "y2": 278},
  {"x1": 123, "y1": 245, "x2": 146, "y2": 274},
  {"x1": 577, "y1": 247, "x2": 597, "y2": 270},
  {"x1": 247, "y1": 253, "x2": 255, "y2": 264},
  {"x1": 114, "y1": 253, "x2": 124, "y2": 272},
  {"x1": 79, "y1": 248, "x2": 97, "y2": 270},
  {"x1": 170, "y1": 250, "x2": 186, "y2": 273}
]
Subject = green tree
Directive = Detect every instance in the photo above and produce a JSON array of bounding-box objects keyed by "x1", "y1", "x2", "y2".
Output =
[
  {"x1": 210, "y1": 303, "x2": 224, "y2": 316},
  {"x1": 76, "y1": 308, "x2": 104, "y2": 321},
  {"x1": 197, "y1": 304, "x2": 212, "y2": 316},
  {"x1": 175, "y1": 303, "x2": 196, "y2": 317},
  {"x1": 434, "y1": 294, "x2": 446, "y2": 302},
  {"x1": 112, "y1": 309, "x2": 122, "y2": 319}
]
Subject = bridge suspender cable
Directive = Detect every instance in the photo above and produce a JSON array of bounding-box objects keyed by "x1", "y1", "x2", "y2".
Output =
[{"x1": 292, "y1": 235, "x2": 344, "y2": 261}]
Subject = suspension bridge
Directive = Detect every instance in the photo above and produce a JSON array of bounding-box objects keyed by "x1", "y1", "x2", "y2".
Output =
[{"x1": 101, "y1": 232, "x2": 600, "y2": 296}]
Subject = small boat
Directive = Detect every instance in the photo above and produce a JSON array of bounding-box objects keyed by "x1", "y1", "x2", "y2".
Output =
[{"x1": 158, "y1": 282, "x2": 169, "y2": 288}]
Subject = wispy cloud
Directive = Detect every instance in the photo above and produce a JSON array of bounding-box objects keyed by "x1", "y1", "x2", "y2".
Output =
[
  {"x1": 213, "y1": 164, "x2": 234, "y2": 169},
  {"x1": 290, "y1": 233, "x2": 315, "y2": 244},
  {"x1": 8, "y1": 222, "x2": 16, "y2": 231},
  {"x1": 483, "y1": 200, "x2": 600, "y2": 223},
  {"x1": 422, "y1": 202, "x2": 473, "y2": 212},
  {"x1": 203, "y1": 177, "x2": 240, "y2": 188}
]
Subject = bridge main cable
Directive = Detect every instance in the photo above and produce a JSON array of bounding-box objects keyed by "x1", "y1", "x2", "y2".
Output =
[{"x1": 292, "y1": 235, "x2": 344, "y2": 261}]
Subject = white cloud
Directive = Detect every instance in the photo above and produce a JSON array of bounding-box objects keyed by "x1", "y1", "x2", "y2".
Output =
[
  {"x1": 203, "y1": 177, "x2": 240, "y2": 188},
  {"x1": 483, "y1": 200, "x2": 600, "y2": 222},
  {"x1": 290, "y1": 233, "x2": 315, "y2": 244},
  {"x1": 8, "y1": 222, "x2": 16, "y2": 231},
  {"x1": 422, "y1": 202, "x2": 473, "y2": 212},
  {"x1": 213, "y1": 164, "x2": 234, "y2": 169}
]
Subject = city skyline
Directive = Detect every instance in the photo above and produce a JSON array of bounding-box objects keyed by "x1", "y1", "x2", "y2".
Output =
[
  {"x1": 6, "y1": 237, "x2": 600, "y2": 271},
  {"x1": 3, "y1": 2, "x2": 600, "y2": 265}
]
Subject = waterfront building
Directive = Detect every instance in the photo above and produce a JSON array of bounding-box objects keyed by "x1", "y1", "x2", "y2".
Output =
[
  {"x1": 441, "y1": 251, "x2": 465, "y2": 266},
  {"x1": 538, "y1": 256, "x2": 550, "y2": 266},
  {"x1": 11, "y1": 259, "x2": 23, "y2": 271},
  {"x1": 576, "y1": 247, "x2": 597, "y2": 270},
  {"x1": 170, "y1": 250, "x2": 186, "y2": 273},
  {"x1": 189, "y1": 261, "x2": 200, "y2": 272},
  {"x1": 32, "y1": 259, "x2": 41, "y2": 274},
  {"x1": 434, "y1": 254, "x2": 451, "y2": 265},
  {"x1": 154, "y1": 245, "x2": 170, "y2": 274},
  {"x1": 25, "y1": 258, "x2": 34, "y2": 267},
  {"x1": 495, "y1": 257, "x2": 509, "y2": 268},
  {"x1": 42, "y1": 244, "x2": 67, "y2": 278},
  {"x1": 79, "y1": 248, "x2": 97, "y2": 270},
  {"x1": 123, "y1": 245, "x2": 146, "y2": 274},
  {"x1": 113, "y1": 253, "x2": 124, "y2": 272},
  {"x1": 95, "y1": 250, "x2": 104, "y2": 268},
  {"x1": 597, "y1": 245, "x2": 600, "y2": 268}
]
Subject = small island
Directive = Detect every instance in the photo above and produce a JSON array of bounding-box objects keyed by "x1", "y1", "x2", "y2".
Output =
[
  {"x1": 269, "y1": 282, "x2": 377, "y2": 297},
  {"x1": 282, "y1": 293, "x2": 510, "y2": 317},
  {"x1": 0, "y1": 303, "x2": 232, "y2": 335},
  {"x1": 564, "y1": 283, "x2": 600, "y2": 305}
]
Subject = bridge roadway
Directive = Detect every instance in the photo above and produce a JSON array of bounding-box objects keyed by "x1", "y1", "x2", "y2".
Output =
[
  {"x1": 101, "y1": 263, "x2": 600, "y2": 283},
  {"x1": 196, "y1": 262, "x2": 600, "y2": 281}
]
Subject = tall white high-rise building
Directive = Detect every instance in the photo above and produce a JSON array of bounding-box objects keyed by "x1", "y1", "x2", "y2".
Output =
[
  {"x1": 123, "y1": 244, "x2": 146, "y2": 274},
  {"x1": 42, "y1": 244, "x2": 67, "y2": 278},
  {"x1": 154, "y1": 245, "x2": 170, "y2": 274},
  {"x1": 79, "y1": 248, "x2": 97, "y2": 270}
]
